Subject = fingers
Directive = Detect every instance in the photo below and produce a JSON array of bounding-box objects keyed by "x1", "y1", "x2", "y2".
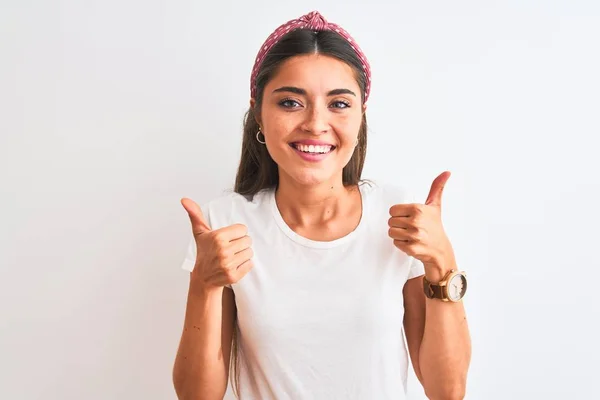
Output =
[
  {"x1": 393, "y1": 239, "x2": 412, "y2": 253},
  {"x1": 211, "y1": 258, "x2": 254, "y2": 287},
  {"x1": 181, "y1": 198, "x2": 211, "y2": 235},
  {"x1": 229, "y1": 235, "x2": 253, "y2": 255},
  {"x1": 388, "y1": 216, "x2": 412, "y2": 229},
  {"x1": 213, "y1": 223, "x2": 249, "y2": 242},
  {"x1": 389, "y1": 203, "x2": 423, "y2": 218},
  {"x1": 388, "y1": 227, "x2": 411, "y2": 242},
  {"x1": 218, "y1": 248, "x2": 254, "y2": 286},
  {"x1": 388, "y1": 215, "x2": 417, "y2": 242},
  {"x1": 228, "y1": 247, "x2": 254, "y2": 270},
  {"x1": 235, "y1": 258, "x2": 254, "y2": 277}
]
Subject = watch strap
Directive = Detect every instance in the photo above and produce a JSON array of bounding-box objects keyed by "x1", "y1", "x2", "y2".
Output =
[{"x1": 423, "y1": 276, "x2": 446, "y2": 300}]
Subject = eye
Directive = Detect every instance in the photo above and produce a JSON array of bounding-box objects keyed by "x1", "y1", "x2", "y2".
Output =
[
  {"x1": 278, "y1": 98, "x2": 302, "y2": 108},
  {"x1": 330, "y1": 100, "x2": 351, "y2": 109}
]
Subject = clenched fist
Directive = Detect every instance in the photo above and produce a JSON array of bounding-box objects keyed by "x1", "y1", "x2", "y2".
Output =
[
  {"x1": 388, "y1": 171, "x2": 456, "y2": 282},
  {"x1": 181, "y1": 198, "x2": 254, "y2": 290}
]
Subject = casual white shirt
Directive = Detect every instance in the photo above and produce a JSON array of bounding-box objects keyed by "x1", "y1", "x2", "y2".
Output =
[{"x1": 181, "y1": 180, "x2": 425, "y2": 399}]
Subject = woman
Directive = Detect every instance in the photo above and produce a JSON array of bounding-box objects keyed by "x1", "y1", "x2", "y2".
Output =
[{"x1": 173, "y1": 11, "x2": 471, "y2": 400}]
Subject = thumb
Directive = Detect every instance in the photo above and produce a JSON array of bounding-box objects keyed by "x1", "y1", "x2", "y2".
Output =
[
  {"x1": 425, "y1": 171, "x2": 451, "y2": 207},
  {"x1": 181, "y1": 198, "x2": 211, "y2": 235}
]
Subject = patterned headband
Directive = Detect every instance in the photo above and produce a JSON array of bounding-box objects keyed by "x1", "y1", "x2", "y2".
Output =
[{"x1": 250, "y1": 11, "x2": 372, "y2": 103}]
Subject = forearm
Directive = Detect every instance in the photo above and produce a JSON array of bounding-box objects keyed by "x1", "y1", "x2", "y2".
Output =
[
  {"x1": 173, "y1": 283, "x2": 229, "y2": 400},
  {"x1": 419, "y1": 264, "x2": 471, "y2": 400}
]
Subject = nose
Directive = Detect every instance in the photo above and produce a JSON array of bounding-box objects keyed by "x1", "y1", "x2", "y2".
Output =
[{"x1": 300, "y1": 104, "x2": 330, "y2": 135}]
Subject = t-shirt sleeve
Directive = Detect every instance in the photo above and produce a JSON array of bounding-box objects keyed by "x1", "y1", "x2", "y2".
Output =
[
  {"x1": 180, "y1": 237, "x2": 197, "y2": 272},
  {"x1": 407, "y1": 256, "x2": 425, "y2": 279}
]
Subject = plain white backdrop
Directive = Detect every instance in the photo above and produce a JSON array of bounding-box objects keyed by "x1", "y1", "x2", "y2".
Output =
[{"x1": 1, "y1": 1, "x2": 599, "y2": 399}]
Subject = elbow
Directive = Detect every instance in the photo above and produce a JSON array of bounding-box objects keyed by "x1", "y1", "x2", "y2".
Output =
[
  {"x1": 172, "y1": 363, "x2": 197, "y2": 400},
  {"x1": 424, "y1": 382, "x2": 466, "y2": 400},
  {"x1": 172, "y1": 379, "x2": 203, "y2": 400},
  {"x1": 172, "y1": 364, "x2": 224, "y2": 400},
  {"x1": 422, "y1": 364, "x2": 468, "y2": 400},
  {"x1": 172, "y1": 364, "x2": 186, "y2": 399}
]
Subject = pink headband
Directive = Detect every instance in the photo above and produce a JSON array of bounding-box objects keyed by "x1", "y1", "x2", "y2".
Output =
[{"x1": 250, "y1": 11, "x2": 372, "y2": 103}]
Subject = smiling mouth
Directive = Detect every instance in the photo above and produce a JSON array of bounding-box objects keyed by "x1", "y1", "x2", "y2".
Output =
[{"x1": 289, "y1": 143, "x2": 336, "y2": 154}]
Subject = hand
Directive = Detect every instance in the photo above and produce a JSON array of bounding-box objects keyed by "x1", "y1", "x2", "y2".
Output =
[
  {"x1": 388, "y1": 171, "x2": 456, "y2": 280},
  {"x1": 181, "y1": 198, "x2": 254, "y2": 291}
]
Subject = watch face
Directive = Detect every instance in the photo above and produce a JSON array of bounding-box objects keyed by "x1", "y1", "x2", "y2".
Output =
[{"x1": 448, "y1": 273, "x2": 467, "y2": 301}]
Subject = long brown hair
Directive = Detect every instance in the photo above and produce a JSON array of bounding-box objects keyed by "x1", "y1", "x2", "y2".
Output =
[{"x1": 230, "y1": 28, "x2": 370, "y2": 397}]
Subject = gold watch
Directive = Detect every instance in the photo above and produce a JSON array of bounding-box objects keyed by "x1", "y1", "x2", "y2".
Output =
[{"x1": 423, "y1": 269, "x2": 467, "y2": 302}]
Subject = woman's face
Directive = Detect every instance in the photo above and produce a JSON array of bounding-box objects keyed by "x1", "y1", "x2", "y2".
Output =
[{"x1": 254, "y1": 54, "x2": 365, "y2": 188}]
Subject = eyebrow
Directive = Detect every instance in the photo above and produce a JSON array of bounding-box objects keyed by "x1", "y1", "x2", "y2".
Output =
[{"x1": 272, "y1": 86, "x2": 356, "y2": 97}]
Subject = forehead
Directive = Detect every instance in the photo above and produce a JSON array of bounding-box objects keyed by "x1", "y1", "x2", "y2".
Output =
[{"x1": 267, "y1": 54, "x2": 359, "y2": 91}]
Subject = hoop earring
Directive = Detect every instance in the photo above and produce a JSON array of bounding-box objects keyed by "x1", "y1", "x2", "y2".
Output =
[{"x1": 256, "y1": 130, "x2": 266, "y2": 144}]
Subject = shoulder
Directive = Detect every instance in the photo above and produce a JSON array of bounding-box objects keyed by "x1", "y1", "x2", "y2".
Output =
[
  {"x1": 201, "y1": 187, "x2": 274, "y2": 230},
  {"x1": 359, "y1": 178, "x2": 416, "y2": 208},
  {"x1": 205, "y1": 187, "x2": 272, "y2": 208}
]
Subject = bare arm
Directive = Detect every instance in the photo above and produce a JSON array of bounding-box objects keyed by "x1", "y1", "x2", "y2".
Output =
[
  {"x1": 403, "y1": 276, "x2": 426, "y2": 385},
  {"x1": 390, "y1": 172, "x2": 471, "y2": 399},
  {"x1": 172, "y1": 283, "x2": 236, "y2": 400},
  {"x1": 174, "y1": 198, "x2": 253, "y2": 399},
  {"x1": 403, "y1": 272, "x2": 471, "y2": 400}
]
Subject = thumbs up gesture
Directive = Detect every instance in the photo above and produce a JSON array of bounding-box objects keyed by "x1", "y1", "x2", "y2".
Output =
[
  {"x1": 388, "y1": 171, "x2": 456, "y2": 278},
  {"x1": 181, "y1": 198, "x2": 254, "y2": 290}
]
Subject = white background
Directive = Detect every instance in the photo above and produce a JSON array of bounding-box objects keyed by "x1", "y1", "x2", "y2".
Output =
[{"x1": 2, "y1": 1, "x2": 599, "y2": 399}]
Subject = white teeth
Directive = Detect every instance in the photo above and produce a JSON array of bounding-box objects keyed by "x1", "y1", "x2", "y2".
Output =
[{"x1": 294, "y1": 144, "x2": 333, "y2": 154}]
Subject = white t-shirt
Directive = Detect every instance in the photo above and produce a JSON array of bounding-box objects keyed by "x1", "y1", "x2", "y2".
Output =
[{"x1": 181, "y1": 180, "x2": 425, "y2": 400}]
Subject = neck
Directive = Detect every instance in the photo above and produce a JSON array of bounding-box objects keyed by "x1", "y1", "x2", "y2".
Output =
[{"x1": 275, "y1": 174, "x2": 359, "y2": 227}]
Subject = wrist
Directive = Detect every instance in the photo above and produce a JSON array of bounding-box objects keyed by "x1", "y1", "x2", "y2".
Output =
[
  {"x1": 188, "y1": 279, "x2": 223, "y2": 299},
  {"x1": 424, "y1": 257, "x2": 457, "y2": 283}
]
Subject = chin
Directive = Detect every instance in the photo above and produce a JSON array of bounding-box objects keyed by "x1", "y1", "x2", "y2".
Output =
[{"x1": 287, "y1": 168, "x2": 335, "y2": 187}]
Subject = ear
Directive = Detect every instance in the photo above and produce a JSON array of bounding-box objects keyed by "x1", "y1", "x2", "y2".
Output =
[
  {"x1": 250, "y1": 98, "x2": 262, "y2": 127},
  {"x1": 362, "y1": 103, "x2": 368, "y2": 115}
]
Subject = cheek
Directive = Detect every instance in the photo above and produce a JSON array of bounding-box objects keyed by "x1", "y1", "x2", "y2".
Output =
[
  {"x1": 333, "y1": 113, "x2": 362, "y2": 143},
  {"x1": 263, "y1": 112, "x2": 295, "y2": 139}
]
